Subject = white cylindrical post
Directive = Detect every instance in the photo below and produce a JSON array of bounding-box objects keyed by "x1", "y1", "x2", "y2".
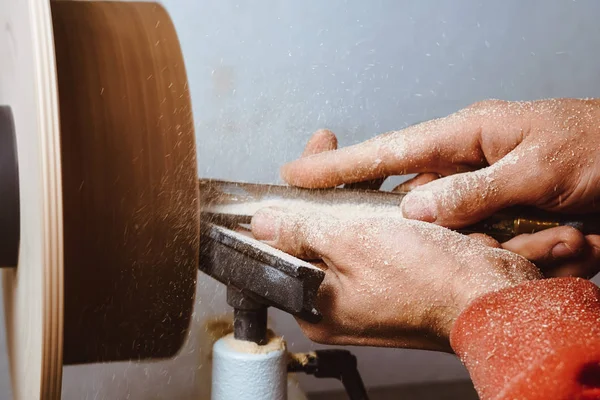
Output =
[{"x1": 212, "y1": 333, "x2": 287, "y2": 400}]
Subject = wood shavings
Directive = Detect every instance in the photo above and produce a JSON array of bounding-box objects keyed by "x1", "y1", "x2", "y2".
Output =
[{"x1": 222, "y1": 331, "x2": 286, "y2": 355}]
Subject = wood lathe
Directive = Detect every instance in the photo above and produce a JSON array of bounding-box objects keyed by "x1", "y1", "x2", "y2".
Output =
[{"x1": 1, "y1": 1, "x2": 599, "y2": 399}]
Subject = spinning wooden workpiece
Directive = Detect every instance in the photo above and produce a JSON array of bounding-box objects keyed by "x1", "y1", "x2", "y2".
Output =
[{"x1": 2, "y1": 1, "x2": 599, "y2": 399}]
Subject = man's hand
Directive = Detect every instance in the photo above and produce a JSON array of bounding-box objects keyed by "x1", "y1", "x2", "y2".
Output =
[
  {"x1": 281, "y1": 99, "x2": 600, "y2": 277},
  {"x1": 251, "y1": 206, "x2": 541, "y2": 350}
]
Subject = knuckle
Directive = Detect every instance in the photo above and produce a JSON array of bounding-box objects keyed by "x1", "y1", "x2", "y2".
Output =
[
  {"x1": 469, "y1": 233, "x2": 501, "y2": 248},
  {"x1": 444, "y1": 173, "x2": 496, "y2": 215},
  {"x1": 466, "y1": 99, "x2": 508, "y2": 113},
  {"x1": 490, "y1": 250, "x2": 539, "y2": 279},
  {"x1": 274, "y1": 216, "x2": 310, "y2": 254},
  {"x1": 314, "y1": 128, "x2": 336, "y2": 141},
  {"x1": 282, "y1": 219, "x2": 310, "y2": 254},
  {"x1": 512, "y1": 255, "x2": 541, "y2": 278}
]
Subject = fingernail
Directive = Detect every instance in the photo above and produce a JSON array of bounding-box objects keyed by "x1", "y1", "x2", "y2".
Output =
[
  {"x1": 251, "y1": 209, "x2": 282, "y2": 242},
  {"x1": 552, "y1": 242, "x2": 575, "y2": 258},
  {"x1": 401, "y1": 192, "x2": 437, "y2": 222}
]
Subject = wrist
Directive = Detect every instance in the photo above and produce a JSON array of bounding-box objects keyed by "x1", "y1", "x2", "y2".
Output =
[{"x1": 447, "y1": 253, "x2": 543, "y2": 335}]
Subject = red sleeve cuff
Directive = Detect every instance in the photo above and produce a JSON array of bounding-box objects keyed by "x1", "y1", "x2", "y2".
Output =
[{"x1": 450, "y1": 277, "x2": 600, "y2": 400}]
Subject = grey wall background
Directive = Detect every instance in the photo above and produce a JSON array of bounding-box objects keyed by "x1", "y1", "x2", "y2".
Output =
[{"x1": 1, "y1": 0, "x2": 600, "y2": 398}]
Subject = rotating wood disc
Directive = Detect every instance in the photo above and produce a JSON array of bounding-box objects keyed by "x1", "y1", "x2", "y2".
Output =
[{"x1": 1, "y1": 1, "x2": 200, "y2": 398}]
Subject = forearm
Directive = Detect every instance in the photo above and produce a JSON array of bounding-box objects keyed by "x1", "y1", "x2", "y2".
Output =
[{"x1": 450, "y1": 277, "x2": 600, "y2": 400}]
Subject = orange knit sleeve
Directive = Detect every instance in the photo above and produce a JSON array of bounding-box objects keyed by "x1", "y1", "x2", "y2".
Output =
[{"x1": 450, "y1": 277, "x2": 600, "y2": 400}]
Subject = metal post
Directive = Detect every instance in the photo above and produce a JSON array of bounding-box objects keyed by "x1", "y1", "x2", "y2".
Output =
[{"x1": 227, "y1": 286, "x2": 268, "y2": 345}]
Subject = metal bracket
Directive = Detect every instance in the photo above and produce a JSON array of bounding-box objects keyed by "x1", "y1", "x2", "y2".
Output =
[
  {"x1": 199, "y1": 223, "x2": 325, "y2": 323},
  {"x1": 289, "y1": 350, "x2": 369, "y2": 400}
]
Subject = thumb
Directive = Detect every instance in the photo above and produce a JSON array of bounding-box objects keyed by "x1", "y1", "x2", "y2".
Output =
[
  {"x1": 401, "y1": 152, "x2": 538, "y2": 228},
  {"x1": 251, "y1": 207, "x2": 334, "y2": 259}
]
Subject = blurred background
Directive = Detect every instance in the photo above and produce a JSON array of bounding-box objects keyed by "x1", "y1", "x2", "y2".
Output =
[{"x1": 3, "y1": 0, "x2": 600, "y2": 398}]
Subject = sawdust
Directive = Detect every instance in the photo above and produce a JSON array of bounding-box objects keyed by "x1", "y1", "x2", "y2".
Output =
[
  {"x1": 204, "y1": 316, "x2": 234, "y2": 343},
  {"x1": 210, "y1": 198, "x2": 403, "y2": 219},
  {"x1": 221, "y1": 331, "x2": 286, "y2": 354},
  {"x1": 288, "y1": 351, "x2": 316, "y2": 367},
  {"x1": 201, "y1": 315, "x2": 235, "y2": 363}
]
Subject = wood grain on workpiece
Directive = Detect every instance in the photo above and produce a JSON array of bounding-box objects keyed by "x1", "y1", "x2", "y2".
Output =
[{"x1": 51, "y1": 1, "x2": 199, "y2": 364}]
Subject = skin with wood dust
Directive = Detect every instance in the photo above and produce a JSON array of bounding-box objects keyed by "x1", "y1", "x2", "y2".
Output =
[
  {"x1": 282, "y1": 99, "x2": 600, "y2": 219},
  {"x1": 250, "y1": 204, "x2": 543, "y2": 351},
  {"x1": 279, "y1": 98, "x2": 600, "y2": 280}
]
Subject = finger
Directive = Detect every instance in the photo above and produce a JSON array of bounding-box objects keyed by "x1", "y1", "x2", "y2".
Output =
[
  {"x1": 501, "y1": 226, "x2": 586, "y2": 267},
  {"x1": 400, "y1": 146, "x2": 544, "y2": 227},
  {"x1": 282, "y1": 100, "x2": 532, "y2": 189},
  {"x1": 251, "y1": 207, "x2": 335, "y2": 259},
  {"x1": 392, "y1": 173, "x2": 441, "y2": 192},
  {"x1": 303, "y1": 130, "x2": 385, "y2": 190},
  {"x1": 468, "y1": 233, "x2": 502, "y2": 248},
  {"x1": 281, "y1": 115, "x2": 487, "y2": 188},
  {"x1": 301, "y1": 129, "x2": 338, "y2": 157},
  {"x1": 545, "y1": 234, "x2": 600, "y2": 279}
]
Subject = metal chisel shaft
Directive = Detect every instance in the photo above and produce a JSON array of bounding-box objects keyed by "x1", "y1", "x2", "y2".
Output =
[{"x1": 198, "y1": 178, "x2": 600, "y2": 242}]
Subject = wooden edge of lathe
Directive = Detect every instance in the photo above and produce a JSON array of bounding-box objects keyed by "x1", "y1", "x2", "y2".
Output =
[{"x1": 2, "y1": 0, "x2": 65, "y2": 398}]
